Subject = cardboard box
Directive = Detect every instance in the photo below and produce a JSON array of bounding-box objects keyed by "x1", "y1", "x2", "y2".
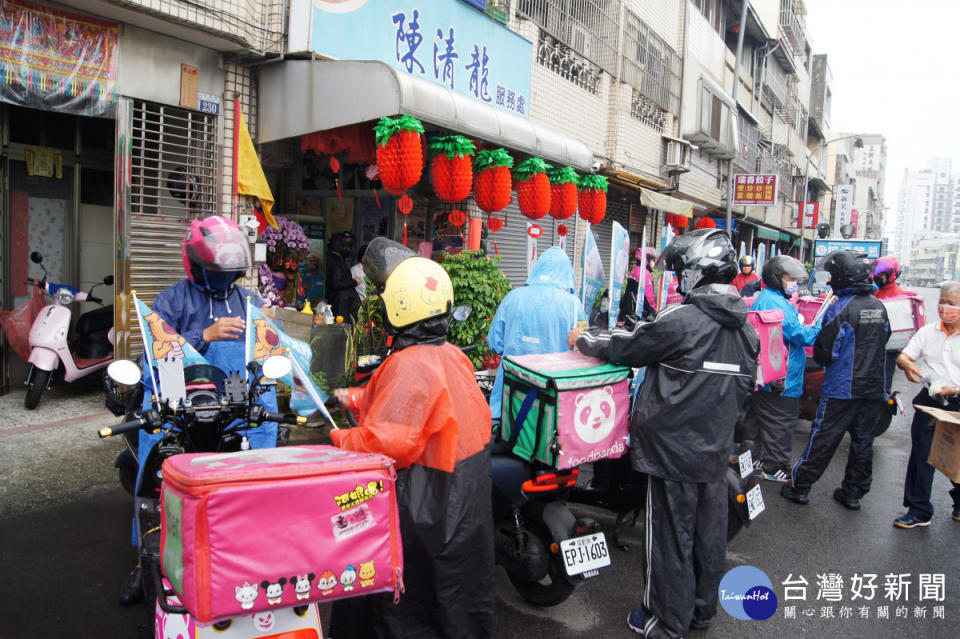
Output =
[
  {"x1": 275, "y1": 306, "x2": 315, "y2": 342},
  {"x1": 914, "y1": 405, "x2": 960, "y2": 482}
]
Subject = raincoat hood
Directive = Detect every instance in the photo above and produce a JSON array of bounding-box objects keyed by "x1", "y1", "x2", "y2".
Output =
[
  {"x1": 683, "y1": 283, "x2": 748, "y2": 329},
  {"x1": 525, "y1": 246, "x2": 575, "y2": 292}
]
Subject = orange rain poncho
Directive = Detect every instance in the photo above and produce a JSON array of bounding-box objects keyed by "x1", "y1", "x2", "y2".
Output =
[{"x1": 331, "y1": 341, "x2": 494, "y2": 639}]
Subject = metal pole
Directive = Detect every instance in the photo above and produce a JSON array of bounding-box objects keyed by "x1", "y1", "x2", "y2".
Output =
[
  {"x1": 724, "y1": 0, "x2": 750, "y2": 240},
  {"x1": 799, "y1": 148, "x2": 812, "y2": 264}
]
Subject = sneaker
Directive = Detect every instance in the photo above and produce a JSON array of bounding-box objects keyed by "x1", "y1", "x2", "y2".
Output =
[
  {"x1": 779, "y1": 484, "x2": 809, "y2": 505},
  {"x1": 953, "y1": 504, "x2": 960, "y2": 522},
  {"x1": 832, "y1": 488, "x2": 860, "y2": 511},
  {"x1": 627, "y1": 609, "x2": 648, "y2": 635},
  {"x1": 762, "y1": 469, "x2": 792, "y2": 483},
  {"x1": 893, "y1": 513, "x2": 931, "y2": 529},
  {"x1": 753, "y1": 459, "x2": 764, "y2": 472}
]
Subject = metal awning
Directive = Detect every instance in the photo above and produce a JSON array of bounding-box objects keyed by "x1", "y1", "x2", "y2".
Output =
[
  {"x1": 639, "y1": 188, "x2": 692, "y2": 217},
  {"x1": 257, "y1": 60, "x2": 594, "y2": 171},
  {"x1": 755, "y1": 226, "x2": 780, "y2": 240}
]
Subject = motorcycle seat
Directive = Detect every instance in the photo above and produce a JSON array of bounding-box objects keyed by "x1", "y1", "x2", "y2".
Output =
[{"x1": 76, "y1": 304, "x2": 114, "y2": 335}]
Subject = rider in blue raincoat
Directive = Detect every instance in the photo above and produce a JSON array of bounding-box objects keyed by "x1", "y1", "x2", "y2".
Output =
[
  {"x1": 487, "y1": 246, "x2": 586, "y2": 421},
  {"x1": 119, "y1": 216, "x2": 277, "y2": 606}
]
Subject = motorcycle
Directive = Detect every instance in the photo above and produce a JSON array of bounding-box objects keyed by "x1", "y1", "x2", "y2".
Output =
[
  {"x1": 24, "y1": 251, "x2": 115, "y2": 409},
  {"x1": 100, "y1": 355, "x2": 317, "y2": 638}
]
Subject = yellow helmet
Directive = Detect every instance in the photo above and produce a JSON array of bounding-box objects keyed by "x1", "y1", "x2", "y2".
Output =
[{"x1": 363, "y1": 237, "x2": 454, "y2": 328}]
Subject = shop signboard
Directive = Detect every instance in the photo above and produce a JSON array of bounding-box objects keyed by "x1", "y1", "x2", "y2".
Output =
[
  {"x1": 834, "y1": 184, "x2": 853, "y2": 228},
  {"x1": 812, "y1": 239, "x2": 882, "y2": 260},
  {"x1": 309, "y1": 0, "x2": 532, "y2": 118},
  {"x1": 797, "y1": 201, "x2": 819, "y2": 229},
  {"x1": 733, "y1": 174, "x2": 778, "y2": 206}
]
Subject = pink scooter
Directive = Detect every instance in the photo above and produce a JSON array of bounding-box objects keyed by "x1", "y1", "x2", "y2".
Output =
[{"x1": 24, "y1": 251, "x2": 114, "y2": 409}]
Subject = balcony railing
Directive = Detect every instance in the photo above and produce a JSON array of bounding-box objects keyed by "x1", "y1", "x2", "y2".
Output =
[
  {"x1": 780, "y1": 0, "x2": 806, "y2": 59},
  {"x1": 518, "y1": 0, "x2": 620, "y2": 75},
  {"x1": 621, "y1": 9, "x2": 681, "y2": 115},
  {"x1": 537, "y1": 33, "x2": 603, "y2": 94}
]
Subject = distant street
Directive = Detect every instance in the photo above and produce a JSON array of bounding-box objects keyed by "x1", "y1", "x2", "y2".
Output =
[{"x1": 1, "y1": 287, "x2": 958, "y2": 638}]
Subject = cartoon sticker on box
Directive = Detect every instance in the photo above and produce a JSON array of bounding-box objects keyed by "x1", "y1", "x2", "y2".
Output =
[
  {"x1": 261, "y1": 577, "x2": 287, "y2": 605},
  {"x1": 359, "y1": 561, "x2": 376, "y2": 587},
  {"x1": 235, "y1": 581, "x2": 259, "y2": 610},
  {"x1": 291, "y1": 573, "x2": 315, "y2": 600},
  {"x1": 332, "y1": 503, "x2": 376, "y2": 541},
  {"x1": 340, "y1": 565, "x2": 358, "y2": 591},
  {"x1": 317, "y1": 570, "x2": 338, "y2": 596}
]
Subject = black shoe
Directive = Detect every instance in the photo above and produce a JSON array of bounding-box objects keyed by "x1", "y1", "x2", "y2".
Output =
[
  {"x1": 780, "y1": 484, "x2": 809, "y2": 505},
  {"x1": 119, "y1": 567, "x2": 144, "y2": 606},
  {"x1": 832, "y1": 488, "x2": 861, "y2": 511},
  {"x1": 953, "y1": 504, "x2": 960, "y2": 522},
  {"x1": 690, "y1": 617, "x2": 713, "y2": 631}
]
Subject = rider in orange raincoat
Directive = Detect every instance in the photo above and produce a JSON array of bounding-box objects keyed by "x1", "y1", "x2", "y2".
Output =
[{"x1": 330, "y1": 237, "x2": 494, "y2": 639}]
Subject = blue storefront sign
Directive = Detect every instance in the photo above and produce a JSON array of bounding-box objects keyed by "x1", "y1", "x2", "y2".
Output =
[
  {"x1": 812, "y1": 239, "x2": 883, "y2": 260},
  {"x1": 311, "y1": 0, "x2": 532, "y2": 118}
]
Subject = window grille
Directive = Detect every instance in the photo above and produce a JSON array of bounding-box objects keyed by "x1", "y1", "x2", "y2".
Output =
[
  {"x1": 518, "y1": 0, "x2": 620, "y2": 75},
  {"x1": 630, "y1": 90, "x2": 667, "y2": 132},
  {"x1": 621, "y1": 9, "x2": 681, "y2": 115},
  {"x1": 130, "y1": 100, "x2": 218, "y2": 219},
  {"x1": 536, "y1": 32, "x2": 602, "y2": 95}
]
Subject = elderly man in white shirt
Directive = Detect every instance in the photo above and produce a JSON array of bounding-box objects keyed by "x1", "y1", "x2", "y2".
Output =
[{"x1": 894, "y1": 281, "x2": 960, "y2": 528}]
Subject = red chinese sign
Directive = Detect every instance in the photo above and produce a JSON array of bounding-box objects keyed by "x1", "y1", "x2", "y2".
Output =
[
  {"x1": 733, "y1": 174, "x2": 778, "y2": 206},
  {"x1": 797, "y1": 201, "x2": 819, "y2": 229},
  {"x1": 0, "y1": 0, "x2": 119, "y2": 116}
]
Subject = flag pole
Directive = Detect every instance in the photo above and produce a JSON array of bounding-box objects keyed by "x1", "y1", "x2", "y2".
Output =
[{"x1": 131, "y1": 290, "x2": 160, "y2": 410}]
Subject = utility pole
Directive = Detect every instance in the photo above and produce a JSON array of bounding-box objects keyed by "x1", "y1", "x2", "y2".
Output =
[{"x1": 724, "y1": 0, "x2": 750, "y2": 240}]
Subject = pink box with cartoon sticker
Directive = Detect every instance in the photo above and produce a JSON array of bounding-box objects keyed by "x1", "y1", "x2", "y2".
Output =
[
  {"x1": 747, "y1": 308, "x2": 789, "y2": 386},
  {"x1": 160, "y1": 445, "x2": 402, "y2": 623}
]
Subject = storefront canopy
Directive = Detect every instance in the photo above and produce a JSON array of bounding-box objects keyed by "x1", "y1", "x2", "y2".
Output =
[
  {"x1": 639, "y1": 188, "x2": 692, "y2": 217},
  {"x1": 257, "y1": 60, "x2": 594, "y2": 172}
]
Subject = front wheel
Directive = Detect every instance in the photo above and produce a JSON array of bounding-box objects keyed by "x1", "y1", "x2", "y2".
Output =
[
  {"x1": 24, "y1": 367, "x2": 52, "y2": 409},
  {"x1": 505, "y1": 523, "x2": 576, "y2": 607},
  {"x1": 727, "y1": 510, "x2": 745, "y2": 542},
  {"x1": 874, "y1": 411, "x2": 893, "y2": 437}
]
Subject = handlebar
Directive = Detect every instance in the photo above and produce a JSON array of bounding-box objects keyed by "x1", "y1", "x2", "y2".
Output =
[
  {"x1": 99, "y1": 415, "x2": 146, "y2": 439},
  {"x1": 263, "y1": 411, "x2": 308, "y2": 426},
  {"x1": 88, "y1": 295, "x2": 103, "y2": 305}
]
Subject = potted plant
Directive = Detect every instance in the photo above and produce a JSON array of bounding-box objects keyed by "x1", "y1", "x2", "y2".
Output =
[{"x1": 258, "y1": 216, "x2": 311, "y2": 307}]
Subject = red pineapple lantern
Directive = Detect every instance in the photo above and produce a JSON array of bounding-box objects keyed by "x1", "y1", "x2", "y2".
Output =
[
  {"x1": 548, "y1": 167, "x2": 579, "y2": 220},
  {"x1": 695, "y1": 216, "x2": 716, "y2": 230},
  {"x1": 514, "y1": 157, "x2": 552, "y2": 220},
  {"x1": 473, "y1": 149, "x2": 513, "y2": 214},
  {"x1": 429, "y1": 135, "x2": 475, "y2": 202},
  {"x1": 577, "y1": 175, "x2": 609, "y2": 224},
  {"x1": 374, "y1": 115, "x2": 425, "y2": 195},
  {"x1": 666, "y1": 213, "x2": 690, "y2": 228}
]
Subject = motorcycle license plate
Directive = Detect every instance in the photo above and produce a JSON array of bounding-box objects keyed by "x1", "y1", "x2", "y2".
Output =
[
  {"x1": 560, "y1": 533, "x2": 611, "y2": 576},
  {"x1": 746, "y1": 483, "x2": 765, "y2": 520},
  {"x1": 738, "y1": 449, "x2": 754, "y2": 479}
]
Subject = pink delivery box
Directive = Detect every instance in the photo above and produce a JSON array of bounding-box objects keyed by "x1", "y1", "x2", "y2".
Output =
[
  {"x1": 881, "y1": 294, "x2": 925, "y2": 351},
  {"x1": 160, "y1": 445, "x2": 402, "y2": 623},
  {"x1": 747, "y1": 308, "x2": 788, "y2": 386}
]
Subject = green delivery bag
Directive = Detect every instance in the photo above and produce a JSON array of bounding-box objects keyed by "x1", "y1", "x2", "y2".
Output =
[{"x1": 499, "y1": 351, "x2": 631, "y2": 469}]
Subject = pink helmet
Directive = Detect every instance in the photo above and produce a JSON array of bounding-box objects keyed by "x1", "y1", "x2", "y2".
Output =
[
  {"x1": 871, "y1": 256, "x2": 899, "y2": 285},
  {"x1": 182, "y1": 216, "x2": 251, "y2": 282}
]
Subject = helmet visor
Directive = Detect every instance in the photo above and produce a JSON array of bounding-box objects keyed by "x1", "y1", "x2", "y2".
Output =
[
  {"x1": 778, "y1": 257, "x2": 810, "y2": 284},
  {"x1": 363, "y1": 237, "x2": 417, "y2": 292}
]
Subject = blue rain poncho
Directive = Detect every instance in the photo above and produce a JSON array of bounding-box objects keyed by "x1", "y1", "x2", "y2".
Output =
[{"x1": 487, "y1": 247, "x2": 586, "y2": 419}]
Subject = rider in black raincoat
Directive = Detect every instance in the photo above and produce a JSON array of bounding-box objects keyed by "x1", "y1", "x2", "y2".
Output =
[{"x1": 570, "y1": 229, "x2": 759, "y2": 639}]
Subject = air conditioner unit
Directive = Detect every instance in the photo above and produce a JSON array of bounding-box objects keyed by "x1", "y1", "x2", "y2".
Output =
[{"x1": 663, "y1": 140, "x2": 690, "y2": 174}]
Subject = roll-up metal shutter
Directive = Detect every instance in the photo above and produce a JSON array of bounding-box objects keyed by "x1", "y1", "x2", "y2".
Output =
[
  {"x1": 486, "y1": 204, "x2": 579, "y2": 288},
  {"x1": 114, "y1": 98, "x2": 218, "y2": 359}
]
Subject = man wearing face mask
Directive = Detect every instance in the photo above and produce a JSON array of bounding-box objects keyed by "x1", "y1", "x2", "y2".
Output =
[
  {"x1": 891, "y1": 281, "x2": 960, "y2": 528},
  {"x1": 781, "y1": 251, "x2": 889, "y2": 510},
  {"x1": 739, "y1": 256, "x2": 821, "y2": 482},
  {"x1": 732, "y1": 256, "x2": 759, "y2": 292}
]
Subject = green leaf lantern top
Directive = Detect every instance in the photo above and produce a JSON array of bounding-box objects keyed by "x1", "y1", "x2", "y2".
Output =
[
  {"x1": 473, "y1": 148, "x2": 514, "y2": 171},
  {"x1": 428, "y1": 135, "x2": 476, "y2": 159},
  {"x1": 578, "y1": 174, "x2": 610, "y2": 192},
  {"x1": 513, "y1": 157, "x2": 552, "y2": 182},
  {"x1": 548, "y1": 166, "x2": 580, "y2": 185},
  {"x1": 373, "y1": 115, "x2": 425, "y2": 147}
]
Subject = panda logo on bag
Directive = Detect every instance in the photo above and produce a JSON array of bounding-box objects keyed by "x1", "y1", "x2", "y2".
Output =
[{"x1": 573, "y1": 386, "x2": 617, "y2": 444}]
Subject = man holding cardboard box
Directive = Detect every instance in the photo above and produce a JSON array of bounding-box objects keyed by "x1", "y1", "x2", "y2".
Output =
[{"x1": 893, "y1": 281, "x2": 960, "y2": 528}]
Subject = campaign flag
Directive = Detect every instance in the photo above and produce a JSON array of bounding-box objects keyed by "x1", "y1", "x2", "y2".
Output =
[
  {"x1": 636, "y1": 226, "x2": 648, "y2": 315},
  {"x1": 579, "y1": 227, "x2": 604, "y2": 316},
  {"x1": 245, "y1": 301, "x2": 335, "y2": 425},
  {"x1": 608, "y1": 221, "x2": 630, "y2": 330},
  {"x1": 132, "y1": 291, "x2": 211, "y2": 402}
]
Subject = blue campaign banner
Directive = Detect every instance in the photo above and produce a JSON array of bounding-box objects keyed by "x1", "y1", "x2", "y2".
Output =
[
  {"x1": 311, "y1": 0, "x2": 532, "y2": 118},
  {"x1": 608, "y1": 221, "x2": 630, "y2": 330},
  {"x1": 813, "y1": 239, "x2": 883, "y2": 260},
  {"x1": 579, "y1": 228, "x2": 604, "y2": 316}
]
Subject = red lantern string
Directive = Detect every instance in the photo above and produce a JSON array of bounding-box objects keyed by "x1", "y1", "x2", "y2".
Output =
[
  {"x1": 374, "y1": 189, "x2": 381, "y2": 209},
  {"x1": 449, "y1": 209, "x2": 467, "y2": 226},
  {"x1": 329, "y1": 156, "x2": 340, "y2": 173},
  {"x1": 557, "y1": 224, "x2": 568, "y2": 237},
  {"x1": 487, "y1": 216, "x2": 503, "y2": 233},
  {"x1": 527, "y1": 224, "x2": 543, "y2": 239},
  {"x1": 398, "y1": 194, "x2": 414, "y2": 245}
]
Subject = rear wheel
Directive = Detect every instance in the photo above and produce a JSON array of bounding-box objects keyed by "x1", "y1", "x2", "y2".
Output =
[
  {"x1": 727, "y1": 510, "x2": 745, "y2": 541},
  {"x1": 874, "y1": 411, "x2": 893, "y2": 437},
  {"x1": 24, "y1": 367, "x2": 51, "y2": 410},
  {"x1": 505, "y1": 523, "x2": 576, "y2": 607}
]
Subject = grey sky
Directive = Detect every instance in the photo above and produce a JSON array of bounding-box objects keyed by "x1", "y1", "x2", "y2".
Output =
[{"x1": 802, "y1": 0, "x2": 960, "y2": 234}]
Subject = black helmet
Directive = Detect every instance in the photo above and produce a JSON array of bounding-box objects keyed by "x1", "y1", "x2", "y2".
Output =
[
  {"x1": 329, "y1": 231, "x2": 355, "y2": 255},
  {"x1": 655, "y1": 229, "x2": 737, "y2": 295},
  {"x1": 739, "y1": 255, "x2": 755, "y2": 270},
  {"x1": 761, "y1": 255, "x2": 809, "y2": 293},
  {"x1": 820, "y1": 250, "x2": 871, "y2": 291}
]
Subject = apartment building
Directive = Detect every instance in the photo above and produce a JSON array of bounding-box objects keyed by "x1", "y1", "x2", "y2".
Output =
[
  {"x1": 893, "y1": 167, "x2": 935, "y2": 268},
  {"x1": 850, "y1": 133, "x2": 887, "y2": 240}
]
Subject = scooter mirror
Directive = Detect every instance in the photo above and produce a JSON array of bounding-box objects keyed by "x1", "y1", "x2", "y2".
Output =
[
  {"x1": 452, "y1": 304, "x2": 473, "y2": 322},
  {"x1": 262, "y1": 355, "x2": 292, "y2": 380},
  {"x1": 30, "y1": 251, "x2": 43, "y2": 264},
  {"x1": 103, "y1": 275, "x2": 114, "y2": 286},
  {"x1": 107, "y1": 359, "x2": 142, "y2": 386}
]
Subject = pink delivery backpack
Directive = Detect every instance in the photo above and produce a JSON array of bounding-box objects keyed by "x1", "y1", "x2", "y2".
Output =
[
  {"x1": 746, "y1": 308, "x2": 788, "y2": 387},
  {"x1": 160, "y1": 445, "x2": 402, "y2": 623}
]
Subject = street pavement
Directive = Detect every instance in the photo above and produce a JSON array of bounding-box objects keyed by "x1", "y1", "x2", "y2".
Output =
[{"x1": 1, "y1": 287, "x2": 958, "y2": 638}]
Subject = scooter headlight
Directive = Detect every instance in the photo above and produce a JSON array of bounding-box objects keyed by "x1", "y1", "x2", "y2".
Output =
[{"x1": 56, "y1": 288, "x2": 74, "y2": 305}]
